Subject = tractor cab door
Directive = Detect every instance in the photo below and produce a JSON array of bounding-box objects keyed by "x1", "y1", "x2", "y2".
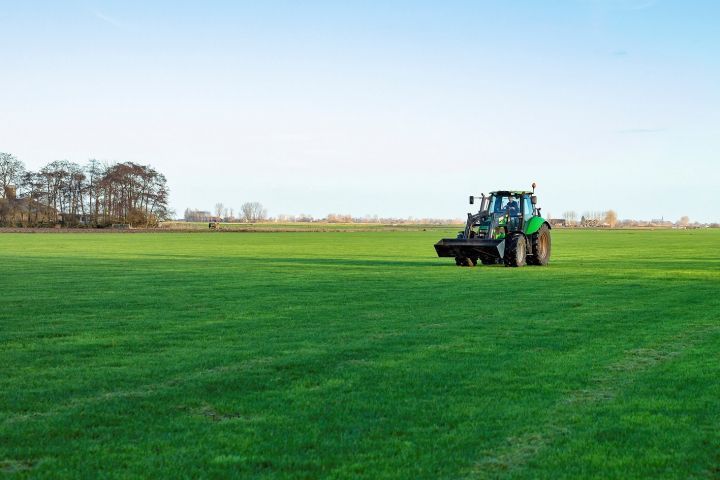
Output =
[{"x1": 522, "y1": 195, "x2": 534, "y2": 230}]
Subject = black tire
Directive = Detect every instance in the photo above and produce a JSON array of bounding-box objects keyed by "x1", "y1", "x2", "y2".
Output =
[
  {"x1": 527, "y1": 224, "x2": 551, "y2": 266},
  {"x1": 455, "y1": 256, "x2": 477, "y2": 267},
  {"x1": 503, "y1": 234, "x2": 527, "y2": 267}
]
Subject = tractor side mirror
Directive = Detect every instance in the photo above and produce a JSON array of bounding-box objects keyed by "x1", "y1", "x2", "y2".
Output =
[
  {"x1": 531, "y1": 195, "x2": 537, "y2": 205},
  {"x1": 469, "y1": 196, "x2": 474, "y2": 205}
]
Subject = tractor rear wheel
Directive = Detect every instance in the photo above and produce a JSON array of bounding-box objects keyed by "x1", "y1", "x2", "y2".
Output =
[
  {"x1": 504, "y1": 234, "x2": 527, "y2": 267},
  {"x1": 527, "y1": 224, "x2": 551, "y2": 266}
]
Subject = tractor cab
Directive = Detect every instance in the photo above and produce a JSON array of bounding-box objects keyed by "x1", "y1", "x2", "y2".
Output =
[
  {"x1": 466, "y1": 191, "x2": 538, "y2": 241},
  {"x1": 434, "y1": 184, "x2": 551, "y2": 267}
]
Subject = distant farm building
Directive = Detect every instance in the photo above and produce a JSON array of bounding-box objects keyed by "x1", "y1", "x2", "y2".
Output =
[
  {"x1": 0, "y1": 185, "x2": 59, "y2": 226},
  {"x1": 581, "y1": 218, "x2": 601, "y2": 227}
]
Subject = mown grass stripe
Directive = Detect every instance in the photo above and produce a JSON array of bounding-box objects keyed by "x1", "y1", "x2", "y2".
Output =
[{"x1": 467, "y1": 324, "x2": 720, "y2": 479}]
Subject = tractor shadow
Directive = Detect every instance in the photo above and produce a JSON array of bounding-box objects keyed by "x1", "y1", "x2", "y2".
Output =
[
  {"x1": 240, "y1": 256, "x2": 451, "y2": 269},
  {"x1": 128, "y1": 252, "x2": 523, "y2": 269}
]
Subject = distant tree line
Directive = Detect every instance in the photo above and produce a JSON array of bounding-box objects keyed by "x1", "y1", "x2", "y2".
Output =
[
  {"x1": 0, "y1": 152, "x2": 170, "y2": 227},
  {"x1": 553, "y1": 210, "x2": 622, "y2": 228},
  {"x1": 319, "y1": 214, "x2": 461, "y2": 224},
  {"x1": 272, "y1": 213, "x2": 461, "y2": 224},
  {"x1": 181, "y1": 206, "x2": 462, "y2": 225},
  {"x1": 185, "y1": 201, "x2": 268, "y2": 223},
  {"x1": 552, "y1": 210, "x2": 715, "y2": 228}
]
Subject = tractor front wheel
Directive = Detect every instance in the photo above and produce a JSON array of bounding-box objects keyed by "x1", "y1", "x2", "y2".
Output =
[
  {"x1": 455, "y1": 256, "x2": 477, "y2": 267},
  {"x1": 504, "y1": 234, "x2": 527, "y2": 267}
]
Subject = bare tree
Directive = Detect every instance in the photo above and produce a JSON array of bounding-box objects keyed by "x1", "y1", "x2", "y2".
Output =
[
  {"x1": 184, "y1": 209, "x2": 211, "y2": 222},
  {"x1": 214, "y1": 202, "x2": 224, "y2": 221},
  {"x1": 85, "y1": 159, "x2": 104, "y2": 226},
  {"x1": 678, "y1": 216, "x2": 690, "y2": 227},
  {"x1": 0, "y1": 152, "x2": 25, "y2": 198},
  {"x1": 240, "y1": 203, "x2": 251, "y2": 222},
  {"x1": 563, "y1": 210, "x2": 577, "y2": 226},
  {"x1": 256, "y1": 204, "x2": 268, "y2": 222},
  {"x1": 604, "y1": 210, "x2": 618, "y2": 228},
  {"x1": 240, "y1": 201, "x2": 267, "y2": 222},
  {"x1": 96, "y1": 162, "x2": 169, "y2": 226}
]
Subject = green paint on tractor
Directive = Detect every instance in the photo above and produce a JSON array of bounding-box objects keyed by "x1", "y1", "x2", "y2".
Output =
[{"x1": 525, "y1": 215, "x2": 549, "y2": 236}]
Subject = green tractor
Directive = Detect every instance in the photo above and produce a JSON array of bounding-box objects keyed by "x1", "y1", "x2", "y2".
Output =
[{"x1": 434, "y1": 183, "x2": 551, "y2": 267}]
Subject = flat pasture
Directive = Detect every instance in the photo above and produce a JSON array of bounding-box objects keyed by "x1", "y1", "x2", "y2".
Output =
[
  {"x1": 1, "y1": 229, "x2": 719, "y2": 478},
  {"x1": 160, "y1": 221, "x2": 455, "y2": 232}
]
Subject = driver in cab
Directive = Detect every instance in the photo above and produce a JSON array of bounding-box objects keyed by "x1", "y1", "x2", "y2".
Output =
[{"x1": 506, "y1": 196, "x2": 520, "y2": 216}]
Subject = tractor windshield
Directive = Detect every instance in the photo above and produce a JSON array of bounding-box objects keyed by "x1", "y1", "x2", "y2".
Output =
[
  {"x1": 488, "y1": 195, "x2": 520, "y2": 216},
  {"x1": 489, "y1": 195, "x2": 517, "y2": 213}
]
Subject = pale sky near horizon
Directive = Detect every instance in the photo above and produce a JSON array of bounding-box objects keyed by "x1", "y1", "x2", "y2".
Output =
[{"x1": 1, "y1": 1, "x2": 718, "y2": 222}]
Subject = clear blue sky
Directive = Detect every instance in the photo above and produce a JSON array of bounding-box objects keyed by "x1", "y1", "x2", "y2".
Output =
[{"x1": 1, "y1": 1, "x2": 718, "y2": 221}]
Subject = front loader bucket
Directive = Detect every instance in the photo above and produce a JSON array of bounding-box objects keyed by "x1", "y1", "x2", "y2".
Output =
[{"x1": 434, "y1": 238, "x2": 505, "y2": 262}]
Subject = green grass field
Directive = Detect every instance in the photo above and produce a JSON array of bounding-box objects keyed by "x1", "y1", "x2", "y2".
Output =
[{"x1": 1, "y1": 229, "x2": 719, "y2": 478}]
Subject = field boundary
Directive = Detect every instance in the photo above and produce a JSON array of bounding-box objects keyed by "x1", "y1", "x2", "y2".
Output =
[{"x1": 0, "y1": 226, "x2": 458, "y2": 234}]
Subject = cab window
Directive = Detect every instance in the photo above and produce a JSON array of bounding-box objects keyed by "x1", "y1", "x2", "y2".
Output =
[
  {"x1": 489, "y1": 196, "x2": 509, "y2": 212},
  {"x1": 523, "y1": 197, "x2": 534, "y2": 216}
]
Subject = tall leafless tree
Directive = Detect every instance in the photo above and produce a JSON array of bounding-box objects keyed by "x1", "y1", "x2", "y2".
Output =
[
  {"x1": 604, "y1": 210, "x2": 618, "y2": 228},
  {"x1": 563, "y1": 210, "x2": 577, "y2": 226},
  {"x1": 240, "y1": 201, "x2": 267, "y2": 222},
  {"x1": 0, "y1": 152, "x2": 25, "y2": 198}
]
